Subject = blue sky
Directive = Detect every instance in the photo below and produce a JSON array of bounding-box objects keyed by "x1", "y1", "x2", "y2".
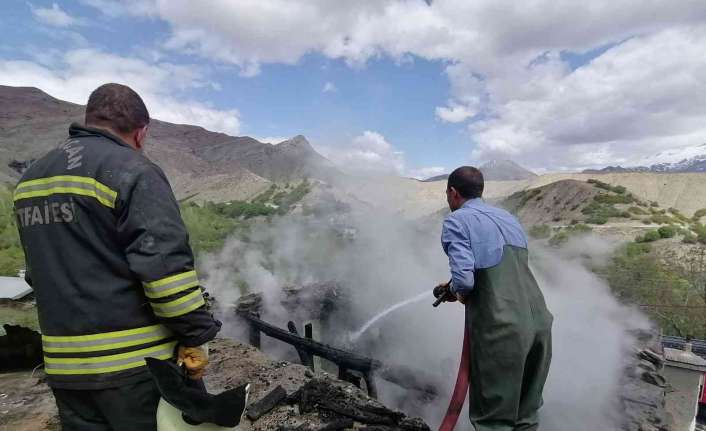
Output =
[{"x1": 2, "y1": 1, "x2": 706, "y2": 175}]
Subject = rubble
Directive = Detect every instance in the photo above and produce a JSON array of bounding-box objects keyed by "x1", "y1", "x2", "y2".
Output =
[
  {"x1": 0, "y1": 337, "x2": 429, "y2": 430},
  {"x1": 0, "y1": 324, "x2": 42, "y2": 372},
  {"x1": 620, "y1": 332, "x2": 670, "y2": 431}
]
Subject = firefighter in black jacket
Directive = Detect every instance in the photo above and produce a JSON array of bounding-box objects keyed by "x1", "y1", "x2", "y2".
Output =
[{"x1": 14, "y1": 83, "x2": 222, "y2": 430}]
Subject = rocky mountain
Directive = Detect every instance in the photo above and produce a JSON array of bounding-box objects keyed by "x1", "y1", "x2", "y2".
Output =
[
  {"x1": 422, "y1": 159, "x2": 537, "y2": 182},
  {"x1": 479, "y1": 159, "x2": 537, "y2": 181},
  {"x1": 0, "y1": 85, "x2": 338, "y2": 201},
  {"x1": 584, "y1": 146, "x2": 706, "y2": 174}
]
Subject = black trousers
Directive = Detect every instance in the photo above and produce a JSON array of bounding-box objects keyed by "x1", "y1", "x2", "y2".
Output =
[{"x1": 52, "y1": 378, "x2": 161, "y2": 431}]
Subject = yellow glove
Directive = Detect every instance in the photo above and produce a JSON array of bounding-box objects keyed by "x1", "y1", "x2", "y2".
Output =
[{"x1": 177, "y1": 344, "x2": 209, "y2": 380}]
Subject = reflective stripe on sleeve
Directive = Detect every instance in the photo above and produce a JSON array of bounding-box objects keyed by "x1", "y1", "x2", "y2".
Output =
[
  {"x1": 14, "y1": 176, "x2": 117, "y2": 208},
  {"x1": 42, "y1": 324, "x2": 173, "y2": 353},
  {"x1": 44, "y1": 341, "x2": 177, "y2": 375},
  {"x1": 143, "y1": 270, "x2": 199, "y2": 299},
  {"x1": 150, "y1": 289, "x2": 205, "y2": 318}
]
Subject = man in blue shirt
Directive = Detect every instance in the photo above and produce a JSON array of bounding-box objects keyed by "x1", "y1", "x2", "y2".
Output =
[{"x1": 437, "y1": 166, "x2": 553, "y2": 431}]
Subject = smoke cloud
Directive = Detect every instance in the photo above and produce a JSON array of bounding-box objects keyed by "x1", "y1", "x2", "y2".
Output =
[{"x1": 200, "y1": 182, "x2": 650, "y2": 430}]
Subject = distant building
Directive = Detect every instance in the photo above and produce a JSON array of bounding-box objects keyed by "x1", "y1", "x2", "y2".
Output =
[
  {"x1": 663, "y1": 343, "x2": 706, "y2": 431},
  {"x1": 0, "y1": 274, "x2": 32, "y2": 301}
]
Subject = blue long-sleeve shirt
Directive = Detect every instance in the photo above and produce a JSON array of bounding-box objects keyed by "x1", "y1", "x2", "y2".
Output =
[{"x1": 441, "y1": 198, "x2": 528, "y2": 294}]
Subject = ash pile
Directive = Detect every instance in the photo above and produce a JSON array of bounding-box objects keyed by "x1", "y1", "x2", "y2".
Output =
[{"x1": 205, "y1": 338, "x2": 429, "y2": 430}]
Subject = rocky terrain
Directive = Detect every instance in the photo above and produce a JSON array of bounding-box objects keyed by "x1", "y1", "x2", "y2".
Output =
[
  {"x1": 0, "y1": 338, "x2": 429, "y2": 431},
  {"x1": 0, "y1": 85, "x2": 337, "y2": 202}
]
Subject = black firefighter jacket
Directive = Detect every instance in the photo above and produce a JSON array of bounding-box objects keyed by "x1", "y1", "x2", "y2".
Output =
[{"x1": 13, "y1": 123, "x2": 222, "y2": 389}]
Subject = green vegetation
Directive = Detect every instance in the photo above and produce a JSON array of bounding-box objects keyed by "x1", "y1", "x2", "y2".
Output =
[
  {"x1": 594, "y1": 192, "x2": 634, "y2": 205},
  {"x1": 658, "y1": 225, "x2": 677, "y2": 239},
  {"x1": 533, "y1": 223, "x2": 592, "y2": 247},
  {"x1": 182, "y1": 180, "x2": 311, "y2": 256},
  {"x1": 529, "y1": 224, "x2": 551, "y2": 239},
  {"x1": 0, "y1": 305, "x2": 39, "y2": 335},
  {"x1": 628, "y1": 206, "x2": 647, "y2": 215},
  {"x1": 503, "y1": 188, "x2": 542, "y2": 214},
  {"x1": 693, "y1": 208, "x2": 706, "y2": 221},
  {"x1": 587, "y1": 179, "x2": 628, "y2": 195},
  {"x1": 601, "y1": 244, "x2": 706, "y2": 338},
  {"x1": 581, "y1": 200, "x2": 627, "y2": 225},
  {"x1": 0, "y1": 186, "x2": 24, "y2": 276}
]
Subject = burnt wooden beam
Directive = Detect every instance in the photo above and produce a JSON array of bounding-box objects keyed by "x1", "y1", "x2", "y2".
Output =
[
  {"x1": 246, "y1": 385, "x2": 287, "y2": 421},
  {"x1": 248, "y1": 313, "x2": 262, "y2": 349},
  {"x1": 241, "y1": 312, "x2": 377, "y2": 372},
  {"x1": 287, "y1": 321, "x2": 314, "y2": 369},
  {"x1": 239, "y1": 312, "x2": 439, "y2": 398},
  {"x1": 363, "y1": 371, "x2": 378, "y2": 399}
]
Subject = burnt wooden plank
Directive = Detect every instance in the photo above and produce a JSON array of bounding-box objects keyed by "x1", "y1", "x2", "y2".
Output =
[{"x1": 246, "y1": 385, "x2": 288, "y2": 421}]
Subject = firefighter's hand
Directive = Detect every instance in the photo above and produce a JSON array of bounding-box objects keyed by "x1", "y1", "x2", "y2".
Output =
[{"x1": 177, "y1": 345, "x2": 209, "y2": 380}]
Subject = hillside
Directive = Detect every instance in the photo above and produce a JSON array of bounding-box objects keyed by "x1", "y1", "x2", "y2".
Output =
[{"x1": 0, "y1": 86, "x2": 337, "y2": 201}]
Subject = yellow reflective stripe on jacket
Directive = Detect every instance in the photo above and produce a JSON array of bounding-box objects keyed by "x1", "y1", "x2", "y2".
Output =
[
  {"x1": 150, "y1": 289, "x2": 205, "y2": 318},
  {"x1": 44, "y1": 341, "x2": 177, "y2": 375},
  {"x1": 143, "y1": 270, "x2": 199, "y2": 299},
  {"x1": 14, "y1": 175, "x2": 117, "y2": 208},
  {"x1": 42, "y1": 324, "x2": 173, "y2": 353}
]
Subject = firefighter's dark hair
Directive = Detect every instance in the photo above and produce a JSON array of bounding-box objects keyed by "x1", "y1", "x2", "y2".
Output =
[
  {"x1": 447, "y1": 166, "x2": 484, "y2": 199},
  {"x1": 85, "y1": 83, "x2": 150, "y2": 134}
]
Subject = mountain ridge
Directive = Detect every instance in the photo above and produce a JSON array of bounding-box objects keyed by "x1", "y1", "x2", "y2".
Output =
[
  {"x1": 584, "y1": 147, "x2": 706, "y2": 174},
  {"x1": 422, "y1": 159, "x2": 537, "y2": 182},
  {"x1": 0, "y1": 85, "x2": 338, "y2": 200}
]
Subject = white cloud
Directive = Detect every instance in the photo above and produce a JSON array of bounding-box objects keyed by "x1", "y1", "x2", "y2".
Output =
[
  {"x1": 80, "y1": 0, "x2": 706, "y2": 169},
  {"x1": 322, "y1": 81, "x2": 337, "y2": 93},
  {"x1": 253, "y1": 136, "x2": 288, "y2": 144},
  {"x1": 470, "y1": 27, "x2": 706, "y2": 169},
  {"x1": 435, "y1": 101, "x2": 475, "y2": 123},
  {"x1": 30, "y1": 2, "x2": 77, "y2": 27},
  {"x1": 317, "y1": 130, "x2": 443, "y2": 179},
  {"x1": 0, "y1": 49, "x2": 240, "y2": 135},
  {"x1": 407, "y1": 166, "x2": 446, "y2": 180}
]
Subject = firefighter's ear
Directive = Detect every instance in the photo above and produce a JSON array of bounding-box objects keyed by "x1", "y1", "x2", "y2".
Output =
[{"x1": 134, "y1": 125, "x2": 149, "y2": 151}]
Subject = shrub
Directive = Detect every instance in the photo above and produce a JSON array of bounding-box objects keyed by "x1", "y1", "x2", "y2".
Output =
[
  {"x1": 626, "y1": 242, "x2": 651, "y2": 257},
  {"x1": 548, "y1": 231, "x2": 569, "y2": 247},
  {"x1": 568, "y1": 223, "x2": 593, "y2": 235},
  {"x1": 594, "y1": 193, "x2": 634, "y2": 205},
  {"x1": 612, "y1": 185, "x2": 627, "y2": 194},
  {"x1": 529, "y1": 224, "x2": 551, "y2": 239},
  {"x1": 658, "y1": 225, "x2": 677, "y2": 239},
  {"x1": 693, "y1": 208, "x2": 706, "y2": 221},
  {"x1": 586, "y1": 214, "x2": 608, "y2": 225},
  {"x1": 629, "y1": 206, "x2": 647, "y2": 215},
  {"x1": 683, "y1": 232, "x2": 697, "y2": 244},
  {"x1": 636, "y1": 230, "x2": 661, "y2": 243},
  {"x1": 650, "y1": 214, "x2": 676, "y2": 225}
]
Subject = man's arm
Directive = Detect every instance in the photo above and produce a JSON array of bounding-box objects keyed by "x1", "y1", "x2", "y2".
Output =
[
  {"x1": 441, "y1": 215, "x2": 476, "y2": 295},
  {"x1": 116, "y1": 163, "x2": 221, "y2": 348}
]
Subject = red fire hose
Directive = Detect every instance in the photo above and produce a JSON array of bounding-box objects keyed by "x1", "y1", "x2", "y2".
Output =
[{"x1": 438, "y1": 327, "x2": 470, "y2": 431}]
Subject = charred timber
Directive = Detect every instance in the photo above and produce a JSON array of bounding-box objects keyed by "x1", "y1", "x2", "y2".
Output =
[{"x1": 238, "y1": 312, "x2": 438, "y2": 398}]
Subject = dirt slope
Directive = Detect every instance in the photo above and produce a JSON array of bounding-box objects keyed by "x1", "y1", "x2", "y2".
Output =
[{"x1": 414, "y1": 172, "x2": 706, "y2": 217}]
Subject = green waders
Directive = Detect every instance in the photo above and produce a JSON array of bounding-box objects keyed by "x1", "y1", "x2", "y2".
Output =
[{"x1": 467, "y1": 245, "x2": 553, "y2": 431}]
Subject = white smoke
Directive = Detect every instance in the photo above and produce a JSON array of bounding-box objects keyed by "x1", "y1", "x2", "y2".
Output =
[{"x1": 199, "y1": 183, "x2": 650, "y2": 430}]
